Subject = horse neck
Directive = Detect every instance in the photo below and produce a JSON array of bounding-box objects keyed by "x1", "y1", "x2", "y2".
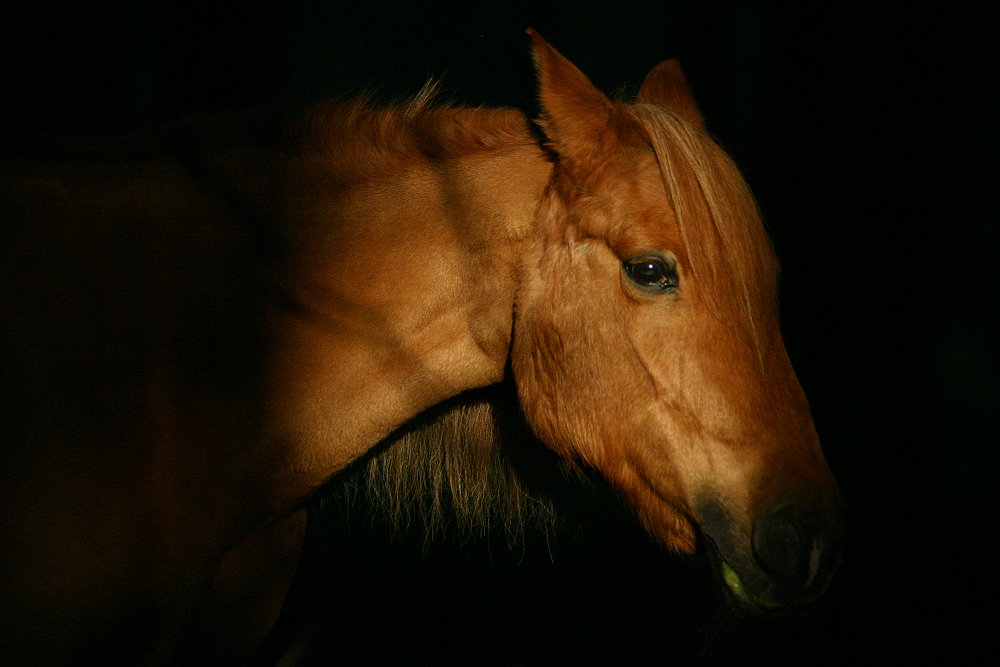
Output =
[{"x1": 263, "y1": 108, "x2": 553, "y2": 504}]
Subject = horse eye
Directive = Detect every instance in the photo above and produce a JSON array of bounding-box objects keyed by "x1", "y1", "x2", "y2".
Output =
[{"x1": 624, "y1": 256, "x2": 678, "y2": 292}]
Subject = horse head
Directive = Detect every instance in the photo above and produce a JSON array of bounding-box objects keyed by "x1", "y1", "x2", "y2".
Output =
[{"x1": 512, "y1": 31, "x2": 842, "y2": 611}]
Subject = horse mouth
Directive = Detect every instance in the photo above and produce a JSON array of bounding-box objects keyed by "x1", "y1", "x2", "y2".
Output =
[
  {"x1": 699, "y1": 516, "x2": 803, "y2": 614},
  {"x1": 714, "y1": 556, "x2": 780, "y2": 614},
  {"x1": 704, "y1": 533, "x2": 837, "y2": 614},
  {"x1": 695, "y1": 493, "x2": 842, "y2": 613},
  {"x1": 719, "y1": 560, "x2": 749, "y2": 602},
  {"x1": 704, "y1": 539, "x2": 775, "y2": 614}
]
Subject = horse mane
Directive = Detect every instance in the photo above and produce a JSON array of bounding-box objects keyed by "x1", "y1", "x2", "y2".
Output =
[
  {"x1": 315, "y1": 381, "x2": 579, "y2": 544},
  {"x1": 296, "y1": 82, "x2": 539, "y2": 166}
]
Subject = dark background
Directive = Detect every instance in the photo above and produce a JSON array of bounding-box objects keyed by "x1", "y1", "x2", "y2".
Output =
[{"x1": 3, "y1": 1, "x2": 996, "y2": 664}]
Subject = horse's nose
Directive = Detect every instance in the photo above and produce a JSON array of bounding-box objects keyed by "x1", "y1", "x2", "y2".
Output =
[{"x1": 752, "y1": 504, "x2": 840, "y2": 601}]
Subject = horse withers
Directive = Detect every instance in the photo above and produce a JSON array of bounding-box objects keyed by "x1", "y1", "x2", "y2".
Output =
[{"x1": 0, "y1": 31, "x2": 841, "y2": 663}]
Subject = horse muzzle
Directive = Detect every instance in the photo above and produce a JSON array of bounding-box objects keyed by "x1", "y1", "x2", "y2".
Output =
[{"x1": 697, "y1": 496, "x2": 844, "y2": 612}]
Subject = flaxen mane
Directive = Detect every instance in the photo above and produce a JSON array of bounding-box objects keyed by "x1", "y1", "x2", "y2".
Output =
[{"x1": 628, "y1": 103, "x2": 778, "y2": 362}]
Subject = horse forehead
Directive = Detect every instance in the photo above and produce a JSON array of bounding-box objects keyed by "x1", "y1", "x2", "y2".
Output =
[{"x1": 572, "y1": 152, "x2": 683, "y2": 248}]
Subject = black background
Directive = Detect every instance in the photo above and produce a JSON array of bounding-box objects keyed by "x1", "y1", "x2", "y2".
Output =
[{"x1": 3, "y1": 1, "x2": 996, "y2": 664}]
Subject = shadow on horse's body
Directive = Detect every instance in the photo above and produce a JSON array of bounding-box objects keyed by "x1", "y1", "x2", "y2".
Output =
[{"x1": 0, "y1": 31, "x2": 841, "y2": 663}]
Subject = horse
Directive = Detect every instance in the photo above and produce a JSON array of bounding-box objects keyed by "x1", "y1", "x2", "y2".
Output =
[{"x1": 0, "y1": 30, "x2": 842, "y2": 664}]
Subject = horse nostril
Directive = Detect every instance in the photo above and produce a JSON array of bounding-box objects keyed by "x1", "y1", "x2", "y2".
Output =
[{"x1": 752, "y1": 505, "x2": 817, "y2": 590}]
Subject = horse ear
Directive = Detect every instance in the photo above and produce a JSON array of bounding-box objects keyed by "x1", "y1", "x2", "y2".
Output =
[
  {"x1": 638, "y1": 59, "x2": 706, "y2": 129},
  {"x1": 527, "y1": 28, "x2": 618, "y2": 165}
]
